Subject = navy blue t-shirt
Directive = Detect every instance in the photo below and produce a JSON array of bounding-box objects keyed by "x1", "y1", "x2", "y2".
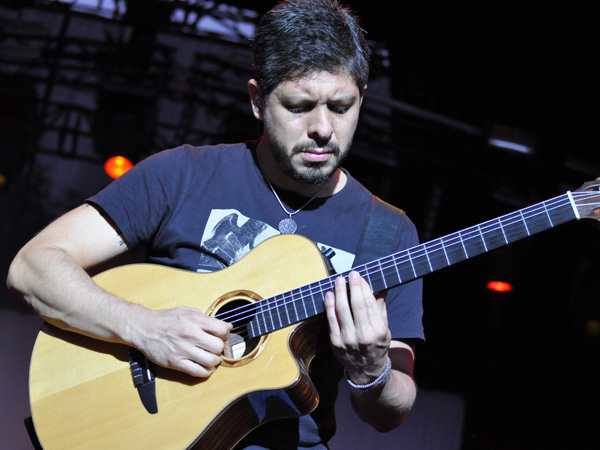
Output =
[{"x1": 88, "y1": 142, "x2": 424, "y2": 448}]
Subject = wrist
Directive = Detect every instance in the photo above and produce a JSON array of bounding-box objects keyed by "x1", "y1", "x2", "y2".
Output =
[
  {"x1": 116, "y1": 301, "x2": 153, "y2": 347},
  {"x1": 344, "y1": 356, "x2": 392, "y2": 391}
]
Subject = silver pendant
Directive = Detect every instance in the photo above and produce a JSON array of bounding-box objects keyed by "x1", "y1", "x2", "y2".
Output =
[{"x1": 278, "y1": 218, "x2": 297, "y2": 234}]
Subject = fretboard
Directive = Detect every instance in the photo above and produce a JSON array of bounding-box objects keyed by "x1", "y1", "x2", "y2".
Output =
[{"x1": 248, "y1": 192, "x2": 578, "y2": 338}]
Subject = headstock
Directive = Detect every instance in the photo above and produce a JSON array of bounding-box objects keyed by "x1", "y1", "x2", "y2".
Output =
[{"x1": 573, "y1": 178, "x2": 600, "y2": 221}]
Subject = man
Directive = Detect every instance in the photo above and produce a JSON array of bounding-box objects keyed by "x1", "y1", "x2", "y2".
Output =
[{"x1": 7, "y1": 0, "x2": 424, "y2": 448}]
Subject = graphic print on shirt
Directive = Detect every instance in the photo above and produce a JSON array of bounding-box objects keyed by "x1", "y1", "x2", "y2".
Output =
[{"x1": 196, "y1": 209, "x2": 355, "y2": 274}]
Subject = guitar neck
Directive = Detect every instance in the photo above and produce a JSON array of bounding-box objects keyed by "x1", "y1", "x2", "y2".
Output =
[{"x1": 248, "y1": 192, "x2": 580, "y2": 338}]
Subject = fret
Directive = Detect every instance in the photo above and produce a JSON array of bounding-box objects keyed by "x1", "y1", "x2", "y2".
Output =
[
  {"x1": 300, "y1": 291, "x2": 308, "y2": 320},
  {"x1": 412, "y1": 252, "x2": 433, "y2": 278},
  {"x1": 377, "y1": 260, "x2": 388, "y2": 290},
  {"x1": 256, "y1": 304, "x2": 265, "y2": 335},
  {"x1": 543, "y1": 202, "x2": 554, "y2": 227},
  {"x1": 457, "y1": 230, "x2": 470, "y2": 258},
  {"x1": 408, "y1": 252, "x2": 418, "y2": 278},
  {"x1": 380, "y1": 261, "x2": 400, "y2": 288},
  {"x1": 309, "y1": 284, "x2": 319, "y2": 316},
  {"x1": 283, "y1": 295, "x2": 291, "y2": 325},
  {"x1": 277, "y1": 296, "x2": 285, "y2": 329},
  {"x1": 480, "y1": 221, "x2": 508, "y2": 252},
  {"x1": 266, "y1": 301, "x2": 276, "y2": 331},
  {"x1": 440, "y1": 238, "x2": 451, "y2": 266},
  {"x1": 444, "y1": 234, "x2": 467, "y2": 265},
  {"x1": 522, "y1": 204, "x2": 552, "y2": 235},
  {"x1": 392, "y1": 254, "x2": 403, "y2": 284},
  {"x1": 368, "y1": 269, "x2": 389, "y2": 293},
  {"x1": 498, "y1": 218, "x2": 509, "y2": 244},
  {"x1": 397, "y1": 258, "x2": 417, "y2": 282},
  {"x1": 425, "y1": 242, "x2": 450, "y2": 271},
  {"x1": 461, "y1": 228, "x2": 487, "y2": 258},
  {"x1": 547, "y1": 196, "x2": 578, "y2": 225},
  {"x1": 501, "y1": 213, "x2": 529, "y2": 242},
  {"x1": 291, "y1": 292, "x2": 300, "y2": 323},
  {"x1": 249, "y1": 304, "x2": 266, "y2": 338},
  {"x1": 477, "y1": 224, "x2": 488, "y2": 252},
  {"x1": 317, "y1": 282, "x2": 328, "y2": 314},
  {"x1": 423, "y1": 246, "x2": 434, "y2": 272},
  {"x1": 519, "y1": 210, "x2": 531, "y2": 236},
  {"x1": 364, "y1": 269, "x2": 374, "y2": 291}
]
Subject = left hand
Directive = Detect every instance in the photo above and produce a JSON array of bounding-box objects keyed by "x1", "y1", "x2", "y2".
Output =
[{"x1": 324, "y1": 271, "x2": 391, "y2": 384}]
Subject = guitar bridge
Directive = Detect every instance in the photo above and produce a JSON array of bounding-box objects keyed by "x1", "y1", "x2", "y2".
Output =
[{"x1": 128, "y1": 347, "x2": 158, "y2": 414}]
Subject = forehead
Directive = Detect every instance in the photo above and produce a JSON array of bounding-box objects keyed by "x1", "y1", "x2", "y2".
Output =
[{"x1": 272, "y1": 71, "x2": 360, "y2": 100}]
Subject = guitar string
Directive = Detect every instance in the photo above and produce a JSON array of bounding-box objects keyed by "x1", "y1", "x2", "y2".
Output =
[
  {"x1": 222, "y1": 191, "x2": 600, "y2": 341},
  {"x1": 219, "y1": 191, "x2": 600, "y2": 340},
  {"x1": 221, "y1": 191, "x2": 600, "y2": 339}
]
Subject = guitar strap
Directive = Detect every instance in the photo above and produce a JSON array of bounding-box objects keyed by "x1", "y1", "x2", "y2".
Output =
[{"x1": 354, "y1": 195, "x2": 407, "y2": 267}]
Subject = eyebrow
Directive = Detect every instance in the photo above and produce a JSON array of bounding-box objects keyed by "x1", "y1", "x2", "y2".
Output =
[{"x1": 281, "y1": 93, "x2": 359, "y2": 104}]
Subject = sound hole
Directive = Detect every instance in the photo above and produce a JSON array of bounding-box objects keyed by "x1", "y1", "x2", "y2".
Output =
[{"x1": 214, "y1": 296, "x2": 265, "y2": 365}]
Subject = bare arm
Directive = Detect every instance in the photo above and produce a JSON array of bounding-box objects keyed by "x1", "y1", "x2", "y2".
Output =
[
  {"x1": 7, "y1": 204, "x2": 231, "y2": 377},
  {"x1": 324, "y1": 272, "x2": 417, "y2": 432},
  {"x1": 348, "y1": 340, "x2": 416, "y2": 431}
]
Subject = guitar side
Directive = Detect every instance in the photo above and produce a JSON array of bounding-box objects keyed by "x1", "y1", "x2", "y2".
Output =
[{"x1": 29, "y1": 234, "x2": 332, "y2": 450}]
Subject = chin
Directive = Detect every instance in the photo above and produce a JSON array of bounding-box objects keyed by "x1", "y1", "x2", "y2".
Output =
[{"x1": 289, "y1": 166, "x2": 336, "y2": 185}]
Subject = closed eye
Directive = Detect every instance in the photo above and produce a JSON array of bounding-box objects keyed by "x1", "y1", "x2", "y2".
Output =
[
  {"x1": 328, "y1": 101, "x2": 355, "y2": 114},
  {"x1": 286, "y1": 105, "x2": 312, "y2": 114},
  {"x1": 329, "y1": 105, "x2": 350, "y2": 114}
]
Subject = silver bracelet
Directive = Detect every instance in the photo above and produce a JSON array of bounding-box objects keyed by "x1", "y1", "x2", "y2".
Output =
[{"x1": 344, "y1": 357, "x2": 392, "y2": 390}]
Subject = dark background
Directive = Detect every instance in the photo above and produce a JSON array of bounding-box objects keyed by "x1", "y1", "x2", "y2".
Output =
[{"x1": 1, "y1": 1, "x2": 599, "y2": 449}]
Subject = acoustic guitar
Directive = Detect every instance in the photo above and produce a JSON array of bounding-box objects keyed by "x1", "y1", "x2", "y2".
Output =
[{"x1": 28, "y1": 179, "x2": 600, "y2": 449}]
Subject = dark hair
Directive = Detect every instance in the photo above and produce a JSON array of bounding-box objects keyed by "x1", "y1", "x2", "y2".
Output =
[{"x1": 252, "y1": 0, "x2": 370, "y2": 100}]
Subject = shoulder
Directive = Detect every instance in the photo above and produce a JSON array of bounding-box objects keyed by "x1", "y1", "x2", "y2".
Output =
[
  {"x1": 145, "y1": 141, "x2": 254, "y2": 165},
  {"x1": 337, "y1": 169, "x2": 374, "y2": 205},
  {"x1": 127, "y1": 142, "x2": 256, "y2": 182}
]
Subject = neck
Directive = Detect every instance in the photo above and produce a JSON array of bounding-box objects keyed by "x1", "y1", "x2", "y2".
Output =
[{"x1": 255, "y1": 138, "x2": 346, "y2": 198}]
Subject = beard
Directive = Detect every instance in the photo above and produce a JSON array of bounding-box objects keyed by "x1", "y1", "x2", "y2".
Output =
[{"x1": 269, "y1": 138, "x2": 350, "y2": 185}]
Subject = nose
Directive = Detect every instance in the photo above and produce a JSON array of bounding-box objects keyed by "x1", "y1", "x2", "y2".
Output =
[{"x1": 307, "y1": 107, "x2": 333, "y2": 144}]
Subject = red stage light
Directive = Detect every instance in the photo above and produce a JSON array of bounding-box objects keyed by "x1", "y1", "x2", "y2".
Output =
[
  {"x1": 486, "y1": 281, "x2": 513, "y2": 293},
  {"x1": 104, "y1": 156, "x2": 133, "y2": 179}
]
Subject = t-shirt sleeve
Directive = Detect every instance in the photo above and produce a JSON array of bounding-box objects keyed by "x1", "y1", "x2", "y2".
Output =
[
  {"x1": 86, "y1": 147, "x2": 190, "y2": 250},
  {"x1": 385, "y1": 213, "x2": 425, "y2": 342}
]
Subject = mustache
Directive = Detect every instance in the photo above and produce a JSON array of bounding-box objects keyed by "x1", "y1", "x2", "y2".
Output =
[{"x1": 291, "y1": 141, "x2": 341, "y2": 156}]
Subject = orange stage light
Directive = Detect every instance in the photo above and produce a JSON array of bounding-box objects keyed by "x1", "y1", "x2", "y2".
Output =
[
  {"x1": 104, "y1": 156, "x2": 133, "y2": 179},
  {"x1": 486, "y1": 281, "x2": 513, "y2": 293}
]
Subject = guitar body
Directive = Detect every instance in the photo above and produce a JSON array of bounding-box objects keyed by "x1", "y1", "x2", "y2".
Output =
[{"x1": 29, "y1": 234, "x2": 332, "y2": 450}]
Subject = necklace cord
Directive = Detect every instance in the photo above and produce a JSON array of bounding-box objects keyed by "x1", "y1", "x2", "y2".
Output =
[{"x1": 267, "y1": 179, "x2": 329, "y2": 218}]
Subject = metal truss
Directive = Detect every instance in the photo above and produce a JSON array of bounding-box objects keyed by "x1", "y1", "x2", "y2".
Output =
[{"x1": 0, "y1": 0, "x2": 261, "y2": 166}]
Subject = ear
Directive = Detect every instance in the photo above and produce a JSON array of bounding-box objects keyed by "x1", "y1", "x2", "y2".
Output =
[
  {"x1": 248, "y1": 79, "x2": 264, "y2": 120},
  {"x1": 360, "y1": 84, "x2": 367, "y2": 107}
]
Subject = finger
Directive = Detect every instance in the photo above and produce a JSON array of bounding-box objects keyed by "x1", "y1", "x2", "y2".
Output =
[
  {"x1": 189, "y1": 311, "x2": 232, "y2": 340},
  {"x1": 176, "y1": 357, "x2": 218, "y2": 378},
  {"x1": 324, "y1": 290, "x2": 341, "y2": 339},
  {"x1": 349, "y1": 275, "x2": 391, "y2": 346},
  {"x1": 333, "y1": 275, "x2": 356, "y2": 337},
  {"x1": 195, "y1": 331, "x2": 228, "y2": 356},
  {"x1": 360, "y1": 279, "x2": 387, "y2": 329},
  {"x1": 180, "y1": 344, "x2": 223, "y2": 373},
  {"x1": 375, "y1": 292, "x2": 389, "y2": 327},
  {"x1": 347, "y1": 271, "x2": 371, "y2": 328}
]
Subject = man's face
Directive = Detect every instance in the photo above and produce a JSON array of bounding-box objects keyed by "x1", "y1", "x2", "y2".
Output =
[{"x1": 257, "y1": 71, "x2": 363, "y2": 184}]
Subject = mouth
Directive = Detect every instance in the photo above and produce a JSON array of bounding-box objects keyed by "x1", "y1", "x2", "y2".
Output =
[{"x1": 299, "y1": 149, "x2": 333, "y2": 163}]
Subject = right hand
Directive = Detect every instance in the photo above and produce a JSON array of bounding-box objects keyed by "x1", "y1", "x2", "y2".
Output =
[{"x1": 133, "y1": 306, "x2": 232, "y2": 377}]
